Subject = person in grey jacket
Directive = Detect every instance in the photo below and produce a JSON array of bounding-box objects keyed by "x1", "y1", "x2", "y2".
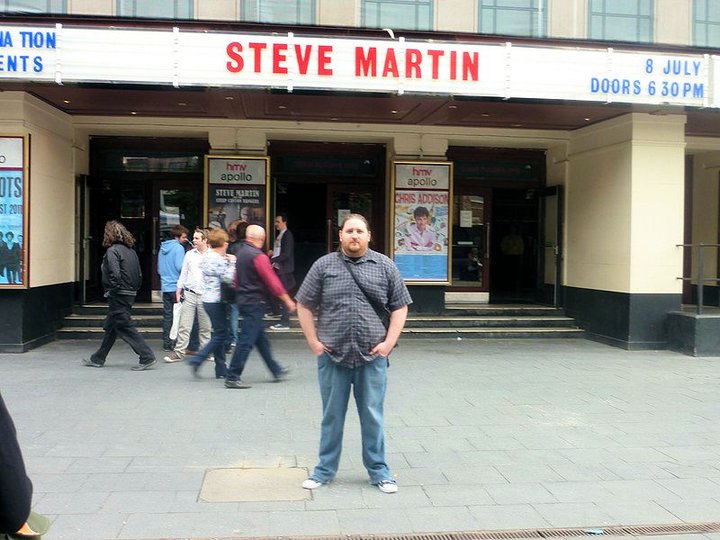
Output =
[{"x1": 83, "y1": 220, "x2": 156, "y2": 371}]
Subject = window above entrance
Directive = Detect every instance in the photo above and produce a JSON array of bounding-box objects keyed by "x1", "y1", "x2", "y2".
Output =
[
  {"x1": 694, "y1": 0, "x2": 720, "y2": 48},
  {"x1": 0, "y1": 0, "x2": 64, "y2": 13},
  {"x1": 242, "y1": 0, "x2": 316, "y2": 24},
  {"x1": 479, "y1": 0, "x2": 547, "y2": 38},
  {"x1": 588, "y1": 0, "x2": 654, "y2": 43},
  {"x1": 362, "y1": 0, "x2": 433, "y2": 31},
  {"x1": 116, "y1": 0, "x2": 192, "y2": 19}
]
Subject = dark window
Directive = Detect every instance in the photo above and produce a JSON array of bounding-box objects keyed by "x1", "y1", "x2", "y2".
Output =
[
  {"x1": 116, "y1": 0, "x2": 192, "y2": 19},
  {"x1": 0, "y1": 0, "x2": 64, "y2": 13},
  {"x1": 479, "y1": 0, "x2": 547, "y2": 37},
  {"x1": 242, "y1": 0, "x2": 316, "y2": 24},
  {"x1": 588, "y1": 0, "x2": 654, "y2": 43},
  {"x1": 694, "y1": 0, "x2": 720, "y2": 47},
  {"x1": 362, "y1": 0, "x2": 433, "y2": 31}
]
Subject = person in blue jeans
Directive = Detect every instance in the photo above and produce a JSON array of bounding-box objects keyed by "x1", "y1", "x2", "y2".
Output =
[
  {"x1": 295, "y1": 214, "x2": 412, "y2": 494},
  {"x1": 188, "y1": 228, "x2": 234, "y2": 379},
  {"x1": 225, "y1": 225, "x2": 295, "y2": 389}
]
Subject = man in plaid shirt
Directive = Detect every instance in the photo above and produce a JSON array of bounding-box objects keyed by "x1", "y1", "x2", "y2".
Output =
[{"x1": 296, "y1": 213, "x2": 412, "y2": 494}]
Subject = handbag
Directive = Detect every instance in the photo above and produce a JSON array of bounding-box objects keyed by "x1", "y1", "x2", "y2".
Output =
[
  {"x1": 220, "y1": 260, "x2": 237, "y2": 303},
  {"x1": 169, "y1": 301, "x2": 182, "y2": 340},
  {"x1": 338, "y1": 252, "x2": 391, "y2": 330}
]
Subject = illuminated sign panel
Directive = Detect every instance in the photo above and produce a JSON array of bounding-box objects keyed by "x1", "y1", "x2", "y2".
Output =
[{"x1": 0, "y1": 24, "x2": 716, "y2": 107}]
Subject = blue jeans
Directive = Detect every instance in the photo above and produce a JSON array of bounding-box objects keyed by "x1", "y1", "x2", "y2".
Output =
[
  {"x1": 227, "y1": 303, "x2": 283, "y2": 381},
  {"x1": 161, "y1": 292, "x2": 176, "y2": 348},
  {"x1": 311, "y1": 353, "x2": 390, "y2": 484},
  {"x1": 190, "y1": 302, "x2": 228, "y2": 378},
  {"x1": 226, "y1": 303, "x2": 239, "y2": 347}
]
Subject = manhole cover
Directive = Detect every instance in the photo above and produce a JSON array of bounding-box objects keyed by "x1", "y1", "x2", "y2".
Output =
[{"x1": 199, "y1": 467, "x2": 311, "y2": 502}]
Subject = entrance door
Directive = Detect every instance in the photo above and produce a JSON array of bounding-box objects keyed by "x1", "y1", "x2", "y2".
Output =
[
  {"x1": 151, "y1": 181, "x2": 202, "y2": 294},
  {"x1": 451, "y1": 191, "x2": 491, "y2": 292},
  {"x1": 539, "y1": 186, "x2": 563, "y2": 306},
  {"x1": 327, "y1": 184, "x2": 382, "y2": 253}
]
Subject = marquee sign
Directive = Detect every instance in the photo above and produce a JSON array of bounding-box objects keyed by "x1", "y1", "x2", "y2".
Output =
[{"x1": 0, "y1": 24, "x2": 717, "y2": 108}]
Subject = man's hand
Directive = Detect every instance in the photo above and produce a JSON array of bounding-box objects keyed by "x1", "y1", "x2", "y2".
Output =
[
  {"x1": 284, "y1": 298, "x2": 297, "y2": 313},
  {"x1": 370, "y1": 340, "x2": 395, "y2": 358},
  {"x1": 308, "y1": 338, "x2": 328, "y2": 356}
]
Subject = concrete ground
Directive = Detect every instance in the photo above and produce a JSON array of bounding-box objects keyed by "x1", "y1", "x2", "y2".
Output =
[{"x1": 1, "y1": 337, "x2": 720, "y2": 540}]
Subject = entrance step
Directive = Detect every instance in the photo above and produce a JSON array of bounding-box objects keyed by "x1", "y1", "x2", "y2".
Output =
[{"x1": 56, "y1": 303, "x2": 584, "y2": 341}]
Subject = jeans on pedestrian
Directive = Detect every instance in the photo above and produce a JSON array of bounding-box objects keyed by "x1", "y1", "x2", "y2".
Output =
[
  {"x1": 310, "y1": 353, "x2": 390, "y2": 485},
  {"x1": 161, "y1": 291, "x2": 176, "y2": 348},
  {"x1": 91, "y1": 294, "x2": 155, "y2": 365},
  {"x1": 226, "y1": 303, "x2": 239, "y2": 347},
  {"x1": 190, "y1": 302, "x2": 228, "y2": 378},
  {"x1": 227, "y1": 303, "x2": 283, "y2": 381}
]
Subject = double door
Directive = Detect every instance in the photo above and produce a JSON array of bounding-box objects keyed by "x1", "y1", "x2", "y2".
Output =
[
  {"x1": 451, "y1": 190, "x2": 491, "y2": 292},
  {"x1": 87, "y1": 176, "x2": 202, "y2": 301}
]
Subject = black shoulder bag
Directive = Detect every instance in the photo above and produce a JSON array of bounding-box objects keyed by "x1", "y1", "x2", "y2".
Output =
[{"x1": 339, "y1": 252, "x2": 391, "y2": 330}]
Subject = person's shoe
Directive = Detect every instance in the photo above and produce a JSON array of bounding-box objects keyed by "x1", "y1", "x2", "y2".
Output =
[
  {"x1": 376, "y1": 479, "x2": 398, "y2": 494},
  {"x1": 82, "y1": 358, "x2": 104, "y2": 368},
  {"x1": 163, "y1": 351, "x2": 183, "y2": 363},
  {"x1": 224, "y1": 379, "x2": 252, "y2": 389},
  {"x1": 269, "y1": 323, "x2": 290, "y2": 330},
  {"x1": 188, "y1": 359, "x2": 201, "y2": 378},
  {"x1": 131, "y1": 359, "x2": 157, "y2": 371},
  {"x1": 274, "y1": 368, "x2": 290, "y2": 382},
  {"x1": 302, "y1": 478, "x2": 323, "y2": 490},
  {"x1": 184, "y1": 349, "x2": 198, "y2": 356}
]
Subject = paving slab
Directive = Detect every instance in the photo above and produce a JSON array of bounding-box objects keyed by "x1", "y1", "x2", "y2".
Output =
[{"x1": 2, "y1": 337, "x2": 720, "y2": 539}]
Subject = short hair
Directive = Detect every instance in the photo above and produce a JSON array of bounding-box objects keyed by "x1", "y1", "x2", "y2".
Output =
[
  {"x1": 102, "y1": 220, "x2": 135, "y2": 248},
  {"x1": 193, "y1": 228, "x2": 209, "y2": 241},
  {"x1": 227, "y1": 219, "x2": 248, "y2": 242},
  {"x1": 5, "y1": 232, "x2": 13, "y2": 240},
  {"x1": 413, "y1": 206, "x2": 430, "y2": 219},
  {"x1": 276, "y1": 213, "x2": 288, "y2": 223},
  {"x1": 207, "y1": 228, "x2": 229, "y2": 248},
  {"x1": 170, "y1": 224, "x2": 188, "y2": 238},
  {"x1": 339, "y1": 213, "x2": 370, "y2": 232}
]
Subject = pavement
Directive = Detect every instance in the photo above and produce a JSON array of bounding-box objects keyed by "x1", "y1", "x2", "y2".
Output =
[{"x1": 2, "y1": 337, "x2": 720, "y2": 540}]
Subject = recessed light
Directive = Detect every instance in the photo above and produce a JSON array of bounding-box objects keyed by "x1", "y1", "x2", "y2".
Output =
[
  {"x1": 391, "y1": 110, "x2": 398, "y2": 114},
  {"x1": 178, "y1": 102, "x2": 187, "y2": 106},
  {"x1": 448, "y1": 104, "x2": 457, "y2": 109},
  {"x1": 63, "y1": 99, "x2": 71, "y2": 104},
  {"x1": 481, "y1": 113, "x2": 490, "y2": 117},
  {"x1": 511, "y1": 123, "x2": 523, "y2": 127},
  {"x1": 130, "y1": 111, "x2": 137, "y2": 115},
  {"x1": 584, "y1": 117, "x2": 591, "y2": 121},
  {"x1": 225, "y1": 96, "x2": 235, "y2": 101},
  {"x1": 278, "y1": 105, "x2": 287, "y2": 110}
]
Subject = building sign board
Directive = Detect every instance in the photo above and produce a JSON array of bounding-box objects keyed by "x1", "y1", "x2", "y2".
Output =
[
  {"x1": 0, "y1": 24, "x2": 717, "y2": 107},
  {"x1": 392, "y1": 162, "x2": 452, "y2": 284},
  {"x1": 204, "y1": 156, "x2": 269, "y2": 232},
  {"x1": 0, "y1": 135, "x2": 28, "y2": 288}
]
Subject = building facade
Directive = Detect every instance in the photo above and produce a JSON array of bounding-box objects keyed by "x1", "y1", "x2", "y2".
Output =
[{"x1": 0, "y1": 0, "x2": 718, "y2": 351}]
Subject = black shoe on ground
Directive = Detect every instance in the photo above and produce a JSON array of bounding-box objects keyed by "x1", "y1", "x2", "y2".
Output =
[
  {"x1": 274, "y1": 368, "x2": 290, "y2": 382},
  {"x1": 131, "y1": 358, "x2": 157, "y2": 371},
  {"x1": 82, "y1": 358, "x2": 104, "y2": 368},
  {"x1": 224, "y1": 379, "x2": 252, "y2": 389}
]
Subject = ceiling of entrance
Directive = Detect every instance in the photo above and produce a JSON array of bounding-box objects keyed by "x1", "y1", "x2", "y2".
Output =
[{"x1": 2, "y1": 82, "x2": 718, "y2": 137}]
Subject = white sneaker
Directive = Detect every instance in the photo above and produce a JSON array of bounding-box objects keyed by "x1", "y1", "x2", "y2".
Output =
[
  {"x1": 376, "y1": 480, "x2": 398, "y2": 494},
  {"x1": 163, "y1": 351, "x2": 183, "y2": 363},
  {"x1": 269, "y1": 324, "x2": 290, "y2": 330},
  {"x1": 302, "y1": 478, "x2": 323, "y2": 490}
]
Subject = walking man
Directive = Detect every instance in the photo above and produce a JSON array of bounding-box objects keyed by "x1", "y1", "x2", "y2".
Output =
[
  {"x1": 164, "y1": 228, "x2": 212, "y2": 363},
  {"x1": 83, "y1": 220, "x2": 157, "y2": 370},
  {"x1": 269, "y1": 213, "x2": 296, "y2": 330},
  {"x1": 158, "y1": 224, "x2": 188, "y2": 351},
  {"x1": 225, "y1": 225, "x2": 295, "y2": 389},
  {"x1": 295, "y1": 213, "x2": 412, "y2": 494}
]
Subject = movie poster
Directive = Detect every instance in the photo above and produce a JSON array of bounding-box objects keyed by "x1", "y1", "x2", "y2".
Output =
[
  {"x1": 204, "y1": 156, "x2": 269, "y2": 231},
  {"x1": 392, "y1": 162, "x2": 452, "y2": 283},
  {"x1": 0, "y1": 136, "x2": 28, "y2": 288}
]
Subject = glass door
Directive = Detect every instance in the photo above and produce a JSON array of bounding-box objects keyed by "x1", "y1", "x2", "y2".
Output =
[
  {"x1": 327, "y1": 184, "x2": 383, "y2": 254},
  {"x1": 151, "y1": 181, "x2": 202, "y2": 293},
  {"x1": 451, "y1": 192, "x2": 491, "y2": 291}
]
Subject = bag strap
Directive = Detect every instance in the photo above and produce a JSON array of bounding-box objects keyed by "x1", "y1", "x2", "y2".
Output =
[{"x1": 338, "y1": 252, "x2": 390, "y2": 328}]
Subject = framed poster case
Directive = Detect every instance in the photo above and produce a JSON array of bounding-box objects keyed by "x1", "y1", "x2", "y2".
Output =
[
  {"x1": 0, "y1": 135, "x2": 29, "y2": 289},
  {"x1": 391, "y1": 161, "x2": 453, "y2": 285}
]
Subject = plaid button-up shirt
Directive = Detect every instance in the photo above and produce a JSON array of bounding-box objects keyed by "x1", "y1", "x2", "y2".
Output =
[{"x1": 296, "y1": 249, "x2": 412, "y2": 369}]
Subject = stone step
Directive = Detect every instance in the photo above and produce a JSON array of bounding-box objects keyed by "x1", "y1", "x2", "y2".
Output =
[{"x1": 56, "y1": 326, "x2": 584, "y2": 340}]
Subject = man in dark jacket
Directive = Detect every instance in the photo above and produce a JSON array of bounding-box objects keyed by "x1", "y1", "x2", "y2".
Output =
[
  {"x1": 225, "y1": 225, "x2": 295, "y2": 389},
  {"x1": 269, "y1": 213, "x2": 296, "y2": 330},
  {"x1": 83, "y1": 220, "x2": 157, "y2": 371}
]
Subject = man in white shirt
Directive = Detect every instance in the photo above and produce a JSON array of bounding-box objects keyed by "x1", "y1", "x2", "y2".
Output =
[
  {"x1": 406, "y1": 206, "x2": 436, "y2": 251},
  {"x1": 164, "y1": 229, "x2": 212, "y2": 362}
]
